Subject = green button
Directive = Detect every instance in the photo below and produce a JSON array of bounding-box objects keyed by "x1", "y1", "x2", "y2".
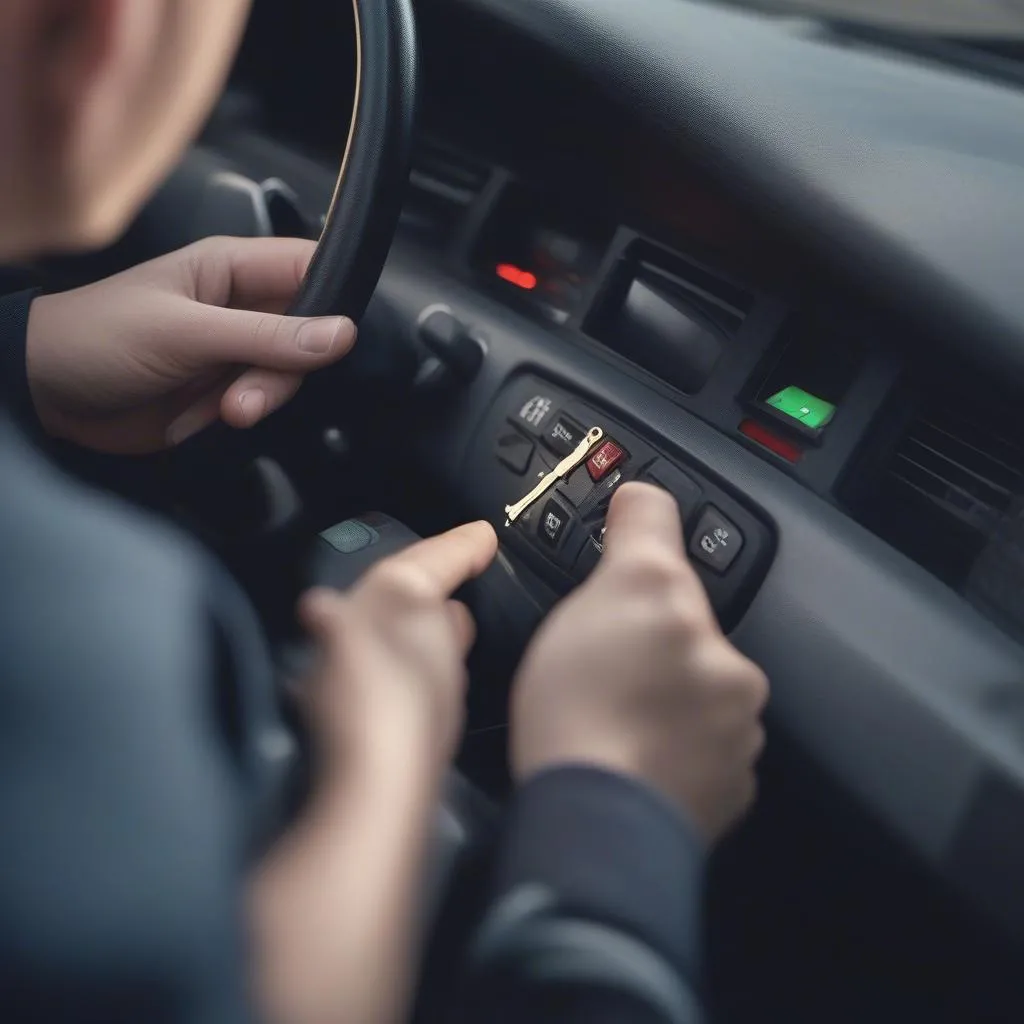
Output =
[
  {"x1": 320, "y1": 519, "x2": 380, "y2": 554},
  {"x1": 765, "y1": 386, "x2": 836, "y2": 430}
]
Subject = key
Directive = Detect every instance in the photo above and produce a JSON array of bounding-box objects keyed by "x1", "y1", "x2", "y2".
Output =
[{"x1": 505, "y1": 427, "x2": 604, "y2": 525}]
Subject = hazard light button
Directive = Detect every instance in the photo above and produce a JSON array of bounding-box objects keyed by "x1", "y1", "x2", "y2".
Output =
[{"x1": 587, "y1": 440, "x2": 627, "y2": 481}]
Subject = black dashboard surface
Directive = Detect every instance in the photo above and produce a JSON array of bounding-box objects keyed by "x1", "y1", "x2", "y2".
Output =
[
  {"x1": 215, "y1": 0, "x2": 1024, "y2": 945},
  {"x1": 450, "y1": 0, "x2": 1024, "y2": 392}
]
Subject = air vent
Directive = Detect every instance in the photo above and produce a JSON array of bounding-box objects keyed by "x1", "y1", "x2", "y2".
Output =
[
  {"x1": 847, "y1": 393, "x2": 1024, "y2": 590},
  {"x1": 400, "y1": 139, "x2": 490, "y2": 250}
]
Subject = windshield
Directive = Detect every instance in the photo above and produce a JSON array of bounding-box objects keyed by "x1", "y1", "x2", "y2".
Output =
[{"x1": 719, "y1": 0, "x2": 1024, "y2": 37}]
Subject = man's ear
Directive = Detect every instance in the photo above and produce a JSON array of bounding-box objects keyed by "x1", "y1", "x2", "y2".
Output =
[
  {"x1": 0, "y1": 0, "x2": 249, "y2": 260},
  {"x1": 30, "y1": 0, "x2": 120, "y2": 155},
  {"x1": 41, "y1": 0, "x2": 118, "y2": 99},
  {"x1": 19, "y1": 0, "x2": 136, "y2": 249}
]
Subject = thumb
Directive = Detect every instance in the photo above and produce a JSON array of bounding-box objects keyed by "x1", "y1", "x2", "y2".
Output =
[{"x1": 183, "y1": 303, "x2": 357, "y2": 372}]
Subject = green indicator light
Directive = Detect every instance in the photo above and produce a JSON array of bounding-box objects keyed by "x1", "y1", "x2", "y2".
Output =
[{"x1": 765, "y1": 386, "x2": 836, "y2": 430}]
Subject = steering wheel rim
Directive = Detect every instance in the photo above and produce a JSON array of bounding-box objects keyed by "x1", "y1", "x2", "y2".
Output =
[
  {"x1": 226, "y1": 0, "x2": 417, "y2": 824},
  {"x1": 288, "y1": 0, "x2": 418, "y2": 323}
]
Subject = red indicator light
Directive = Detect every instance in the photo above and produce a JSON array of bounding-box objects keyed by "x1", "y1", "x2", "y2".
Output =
[
  {"x1": 496, "y1": 263, "x2": 538, "y2": 291},
  {"x1": 739, "y1": 418, "x2": 803, "y2": 464}
]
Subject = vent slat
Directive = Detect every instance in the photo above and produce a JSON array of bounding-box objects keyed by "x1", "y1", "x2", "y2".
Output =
[
  {"x1": 913, "y1": 420, "x2": 1024, "y2": 487},
  {"x1": 897, "y1": 438, "x2": 1015, "y2": 506},
  {"x1": 846, "y1": 393, "x2": 1022, "y2": 591},
  {"x1": 401, "y1": 140, "x2": 490, "y2": 250},
  {"x1": 889, "y1": 466, "x2": 1000, "y2": 529},
  {"x1": 887, "y1": 399, "x2": 1024, "y2": 532},
  {"x1": 410, "y1": 141, "x2": 489, "y2": 197}
]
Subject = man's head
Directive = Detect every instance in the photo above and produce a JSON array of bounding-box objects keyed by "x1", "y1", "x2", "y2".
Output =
[{"x1": 0, "y1": 0, "x2": 251, "y2": 261}]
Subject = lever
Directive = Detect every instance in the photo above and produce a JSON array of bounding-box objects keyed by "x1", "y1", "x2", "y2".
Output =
[{"x1": 418, "y1": 308, "x2": 485, "y2": 384}]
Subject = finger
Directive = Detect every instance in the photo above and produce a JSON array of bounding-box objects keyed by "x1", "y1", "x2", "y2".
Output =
[
  {"x1": 220, "y1": 368, "x2": 304, "y2": 428},
  {"x1": 603, "y1": 482, "x2": 685, "y2": 561},
  {"x1": 446, "y1": 600, "x2": 477, "y2": 655},
  {"x1": 189, "y1": 236, "x2": 318, "y2": 311},
  {"x1": 180, "y1": 302, "x2": 357, "y2": 373},
  {"x1": 382, "y1": 522, "x2": 499, "y2": 599},
  {"x1": 297, "y1": 588, "x2": 348, "y2": 644},
  {"x1": 165, "y1": 386, "x2": 231, "y2": 447}
]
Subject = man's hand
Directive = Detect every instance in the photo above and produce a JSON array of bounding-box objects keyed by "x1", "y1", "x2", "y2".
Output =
[
  {"x1": 511, "y1": 482, "x2": 768, "y2": 843},
  {"x1": 298, "y1": 520, "x2": 500, "y2": 771},
  {"x1": 252, "y1": 522, "x2": 498, "y2": 1024},
  {"x1": 26, "y1": 236, "x2": 355, "y2": 454}
]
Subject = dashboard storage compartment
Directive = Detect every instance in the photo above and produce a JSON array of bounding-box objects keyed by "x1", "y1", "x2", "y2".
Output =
[{"x1": 585, "y1": 240, "x2": 751, "y2": 395}]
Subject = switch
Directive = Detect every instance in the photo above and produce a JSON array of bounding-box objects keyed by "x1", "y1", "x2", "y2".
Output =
[
  {"x1": 513, "y1": 392, "x2": 557, "y2": 435},
  {"x1": 643, "y1": 461, "x2": 704, "y2": 523},
  {"x1": 538, "y1": 498, "x2": 571, "y2": 549},
  {"x1": 587, "y1": 439, "x2": 627, "y2": 481},
  {"x1": 543, "y1": 415, "x2": 586, "y2": 457},
  {"x1": 578, "y1": 467, "x2": 627, "y2": 522},
  {"x1": 689, "y1": 506, "x2": 744, "y2": 574},
  {"x1": 419, "y1": 309, "x2": 484, "y2": 381},
  {"x1": 574, "y1": 530, "x2": 606, "y2": 579},
  {"x1": 560, "y1": 464, "x2": 597, "y2": 507},
  {"x1": 496, "y1": 430, "x2": 534, "y2": 475}
]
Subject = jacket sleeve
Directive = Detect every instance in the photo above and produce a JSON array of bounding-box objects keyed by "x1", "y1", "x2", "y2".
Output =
[
  {"x1": 455, "y1": 766, "x2": 707, "y2": 1024},
  {"x1": 0, "y1": 418, "x2": 274, "y2": 1023},
  {"x1": 0, "y1": 289, "x2": 42, "y2": 436}
]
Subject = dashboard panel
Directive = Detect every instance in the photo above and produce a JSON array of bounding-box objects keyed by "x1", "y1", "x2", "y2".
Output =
[{"x1": 217, "y1": 0, "x2": 1024, "y2": 944}]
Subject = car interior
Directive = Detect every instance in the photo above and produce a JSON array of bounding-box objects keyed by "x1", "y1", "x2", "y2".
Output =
[{"x1": 9, "y1": 0, "x2": 1024, "y2": 1020}]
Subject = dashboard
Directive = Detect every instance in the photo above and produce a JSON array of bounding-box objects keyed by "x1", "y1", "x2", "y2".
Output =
[{"x1": 214, "y1": 0, "x2": 1024, "y2": 957}]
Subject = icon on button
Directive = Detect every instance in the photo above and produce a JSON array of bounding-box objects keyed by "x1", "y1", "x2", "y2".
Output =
[
  {"x1": 551, "y1": 421, "x2": 575, "y2": 445},
  {"x1": 519, "y1": 395, "x2": 553, "y2": 428},
  {"x1": 544, "y1": 415, "x2": 585, "y2": 457},
  {"x1": 700, "y1": 526, "x2": 731, "y2": 556},
  {"x1": 539, "y1": 498, "x2": 571, "y2": 548},
  {"x1": 690, "y1": 507, "x2": 744, "y2": 574},
  {"x1": 587, "y1": 440, "x2": 626, "y2": 481}
]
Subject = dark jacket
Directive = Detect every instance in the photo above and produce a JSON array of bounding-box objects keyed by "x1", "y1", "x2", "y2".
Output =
[{"x1": 0, "y1": 289, "x2": 705, "y2": 1023}]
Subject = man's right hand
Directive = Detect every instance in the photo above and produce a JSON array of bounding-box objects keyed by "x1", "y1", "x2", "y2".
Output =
[{"x1": 510, "y1": 482, "x2": 769, "y2": 843}]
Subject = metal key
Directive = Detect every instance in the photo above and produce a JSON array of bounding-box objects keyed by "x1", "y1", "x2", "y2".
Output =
[{"x1": 505, "y1": 427, "x2": 604, "y2": 525}]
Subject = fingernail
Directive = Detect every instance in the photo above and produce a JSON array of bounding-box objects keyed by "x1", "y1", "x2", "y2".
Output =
[
  {"x1": 238, "y1": 388, "x2": 267, "y2": 425},
  {"x1": 297, "y1": 317, "x2": 352, "y2": 355},
  {"x1": 167, "y1": 408, "x2": 211, "y2": 447}
]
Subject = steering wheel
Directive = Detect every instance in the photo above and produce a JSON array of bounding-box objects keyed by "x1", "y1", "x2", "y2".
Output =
[
  {"x1": 289, "y1": 0, "x2": 416, "y2": 326},
  {"x1": 170, "y1": 0, "x2": 420, "y2": 536},
  {"x1": 289, "y1": 0, "x2": 417, "y2": 326}
]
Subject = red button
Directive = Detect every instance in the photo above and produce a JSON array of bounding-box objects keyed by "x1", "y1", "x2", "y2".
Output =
[{"x1": 587, "y1": 440, "x2": 626, "y2": 481}]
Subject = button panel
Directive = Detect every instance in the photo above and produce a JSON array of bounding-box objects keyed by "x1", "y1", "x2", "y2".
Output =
[{"x1": 484, "y1": 376, "x2": 774, "y2": 630}]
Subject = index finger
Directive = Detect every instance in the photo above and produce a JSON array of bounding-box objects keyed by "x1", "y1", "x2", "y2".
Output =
[
  {"x1": 385, "y1": 521, "x2": 499, "y2": 597},
  {"x1": 602, "y1": 481, "x2": 685, "y2": 561}
]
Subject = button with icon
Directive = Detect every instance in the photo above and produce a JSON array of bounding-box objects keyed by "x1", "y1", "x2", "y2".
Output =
[
  {"x1": 689, "y1": 506, "x2": 744, "y2": 574},
  {"x1": 538, "y1": 497, "x2": 571, "y2": 549}
]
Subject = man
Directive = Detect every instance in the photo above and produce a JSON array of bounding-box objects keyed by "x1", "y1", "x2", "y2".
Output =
[{"x1": 0, "y1": 3, "x2": 768, "y2": 1023}]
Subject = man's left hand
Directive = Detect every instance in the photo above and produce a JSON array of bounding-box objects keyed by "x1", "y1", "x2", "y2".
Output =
[{"x1": 26, "y1": 236, "x2": 355, "y2": 454}]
